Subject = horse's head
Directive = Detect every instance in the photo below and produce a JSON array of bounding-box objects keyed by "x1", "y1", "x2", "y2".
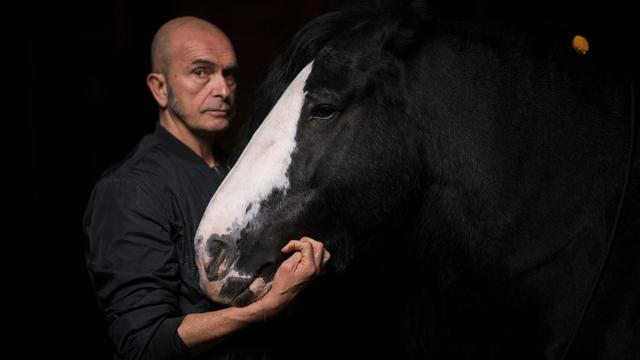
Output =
[{"x1": 195, "y1": 1, "x2": 427, "y2": 306}]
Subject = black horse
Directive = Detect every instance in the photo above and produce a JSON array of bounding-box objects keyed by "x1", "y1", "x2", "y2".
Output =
[{"x1": 195, "y1": 1, "x2": 639, "y2": 358}]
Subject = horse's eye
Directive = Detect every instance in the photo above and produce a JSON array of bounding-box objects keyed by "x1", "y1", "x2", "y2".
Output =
[{"x1": 311, "y1": 104, "x2": 338, "y2": 120}]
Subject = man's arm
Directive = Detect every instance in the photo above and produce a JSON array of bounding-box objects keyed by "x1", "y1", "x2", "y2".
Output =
[
  {"x1": 178, "y1": 237, "x2": 331, "y2": 355},
  {"x1": 84, "y1": 177, "x2": 190, "y2": 360}
]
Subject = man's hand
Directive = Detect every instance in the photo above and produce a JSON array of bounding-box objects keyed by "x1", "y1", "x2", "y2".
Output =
[
  {"x1": 257, "y1": 236, "x2": 331, "y2": 315},
  {"x1": 178, "y1": 237, "x2": 330, "y2": 353}
]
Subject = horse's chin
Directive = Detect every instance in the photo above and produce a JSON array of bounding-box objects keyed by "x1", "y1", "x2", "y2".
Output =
[
  {"x1": 200, "y1": 274, "x2": 273, "y2": 307},
  {"x1": 199, "y1": 278, "x2": 230, "y2": 304},
  {"x1": 247, "y1": 276, "x2": 272, "y2": 302},
  {"x1": 231, "y1": 278, "x2": 272, "y2": 307}
]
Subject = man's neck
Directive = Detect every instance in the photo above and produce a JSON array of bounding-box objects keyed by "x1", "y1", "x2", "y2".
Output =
[{"x1": 159, "y1": 115, "x2": 220, "y2": 167}]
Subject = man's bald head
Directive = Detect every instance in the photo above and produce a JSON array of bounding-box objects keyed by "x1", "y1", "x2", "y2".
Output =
[{"x1": 150, "y1": 16, "x2": 233, "y2": 74}]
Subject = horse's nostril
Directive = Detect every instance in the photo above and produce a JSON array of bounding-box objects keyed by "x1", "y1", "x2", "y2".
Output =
[{"x1": 206, "y1": 239, "x2": 230, "y2": 281}]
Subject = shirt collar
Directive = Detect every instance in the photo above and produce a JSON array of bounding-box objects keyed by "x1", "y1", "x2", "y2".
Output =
[{"x1": 153, "y1": 122, "x2": 227, "y2": 169}]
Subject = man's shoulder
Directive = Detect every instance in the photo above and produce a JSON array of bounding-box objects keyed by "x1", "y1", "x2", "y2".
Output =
[
  {"x1": 93, "y1": 133, "x2": 180, "y2": 193},
  {"x1": 104, "y1": 134, "x2": 175, "y2": 179}
]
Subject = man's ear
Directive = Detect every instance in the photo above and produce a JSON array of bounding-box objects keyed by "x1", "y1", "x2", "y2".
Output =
[{"x1": 146, "y1": 72, "x2": 168, "y2": 108}]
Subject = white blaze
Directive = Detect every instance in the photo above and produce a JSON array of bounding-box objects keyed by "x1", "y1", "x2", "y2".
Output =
[{"x1": 195, "y1": 61, "x2": 314, "y2": 259}]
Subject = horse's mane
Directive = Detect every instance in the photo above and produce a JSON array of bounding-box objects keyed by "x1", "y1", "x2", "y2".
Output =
[{"x1": 231, "y1": 0, "x2": 428, "y2": 163}]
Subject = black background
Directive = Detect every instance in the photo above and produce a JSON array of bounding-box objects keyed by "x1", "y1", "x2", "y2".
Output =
[{"x1": 22, "y1": 0, "x2": 633, "y2": 357}]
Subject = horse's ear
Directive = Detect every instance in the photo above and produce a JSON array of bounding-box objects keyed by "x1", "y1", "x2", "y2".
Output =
[{"x1": 382, "y1": 0, "x2": 428, "y2": 54}]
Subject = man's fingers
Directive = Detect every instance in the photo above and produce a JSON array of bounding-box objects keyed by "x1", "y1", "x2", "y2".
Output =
[
  {"x1": 321, "y1": 249, "x2": 331, "y2": 266},
  {"x1": 279, "y1": 251, "x2": 302, "y2": 272},
  {"x1": 281, "y1": 239, "x2": 315, "y2": 269},
  {"x1": 304, "y1": 237, "x2": 331, "y2": 269},
  {"x1": 282, "y1": 237, "x2": 331, "y2": 273},
  {"x1": 281, "y1": 239, "x2": 311, "y2": 254},
  {"x1": 300, "y1": 237, "x2": 324, "y2": 266},
  {"x1": 280, "y1": 240, "x2": 298, "y2": 253}
]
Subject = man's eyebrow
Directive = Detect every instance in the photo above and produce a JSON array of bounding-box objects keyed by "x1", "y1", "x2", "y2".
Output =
[
  {"x1": 191, "y1": 59, "x2": 216, "y2": 68},
  {"x1": 191, "y1": 59, "x2": 239, "y2": 73}
]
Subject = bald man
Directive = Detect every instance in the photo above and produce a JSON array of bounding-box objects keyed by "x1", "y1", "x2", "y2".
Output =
[{"x1": 84, "y1": 17, "x2": 330, "y2": 360}]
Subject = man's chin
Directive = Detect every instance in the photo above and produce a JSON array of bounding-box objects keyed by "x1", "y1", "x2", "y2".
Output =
[{"x1": 202, "y1": 116, "x2": 230, "y2": 131}]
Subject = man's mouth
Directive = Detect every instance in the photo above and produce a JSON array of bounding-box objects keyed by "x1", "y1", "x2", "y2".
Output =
[{"x1": 205, "y1": 109, "x2": 229, "y2": 117}]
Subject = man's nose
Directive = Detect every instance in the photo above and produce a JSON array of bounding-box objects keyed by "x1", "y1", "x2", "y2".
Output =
[{"x1": 210, "y1": 73, "x2": 232, "y2": 99}]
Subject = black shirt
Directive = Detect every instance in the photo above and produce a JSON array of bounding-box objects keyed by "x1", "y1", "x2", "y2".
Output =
[{"x1": 84, "y1": 124, "x2": 273, "y2": 360}]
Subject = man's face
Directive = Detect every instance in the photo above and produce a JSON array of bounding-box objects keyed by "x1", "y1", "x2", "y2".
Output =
[{"x1": 166, "y1": 29, "x2": 238, "y2": 134}]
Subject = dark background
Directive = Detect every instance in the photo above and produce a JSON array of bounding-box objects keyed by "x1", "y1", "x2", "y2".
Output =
[{"x1": 22, "y1": 0, "x2": 633, "y2": 357}]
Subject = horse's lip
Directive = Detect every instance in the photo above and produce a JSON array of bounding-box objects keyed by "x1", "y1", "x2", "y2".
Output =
[{"x1": 230, "y1": 284, "x2": 256, "y2": 306}]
